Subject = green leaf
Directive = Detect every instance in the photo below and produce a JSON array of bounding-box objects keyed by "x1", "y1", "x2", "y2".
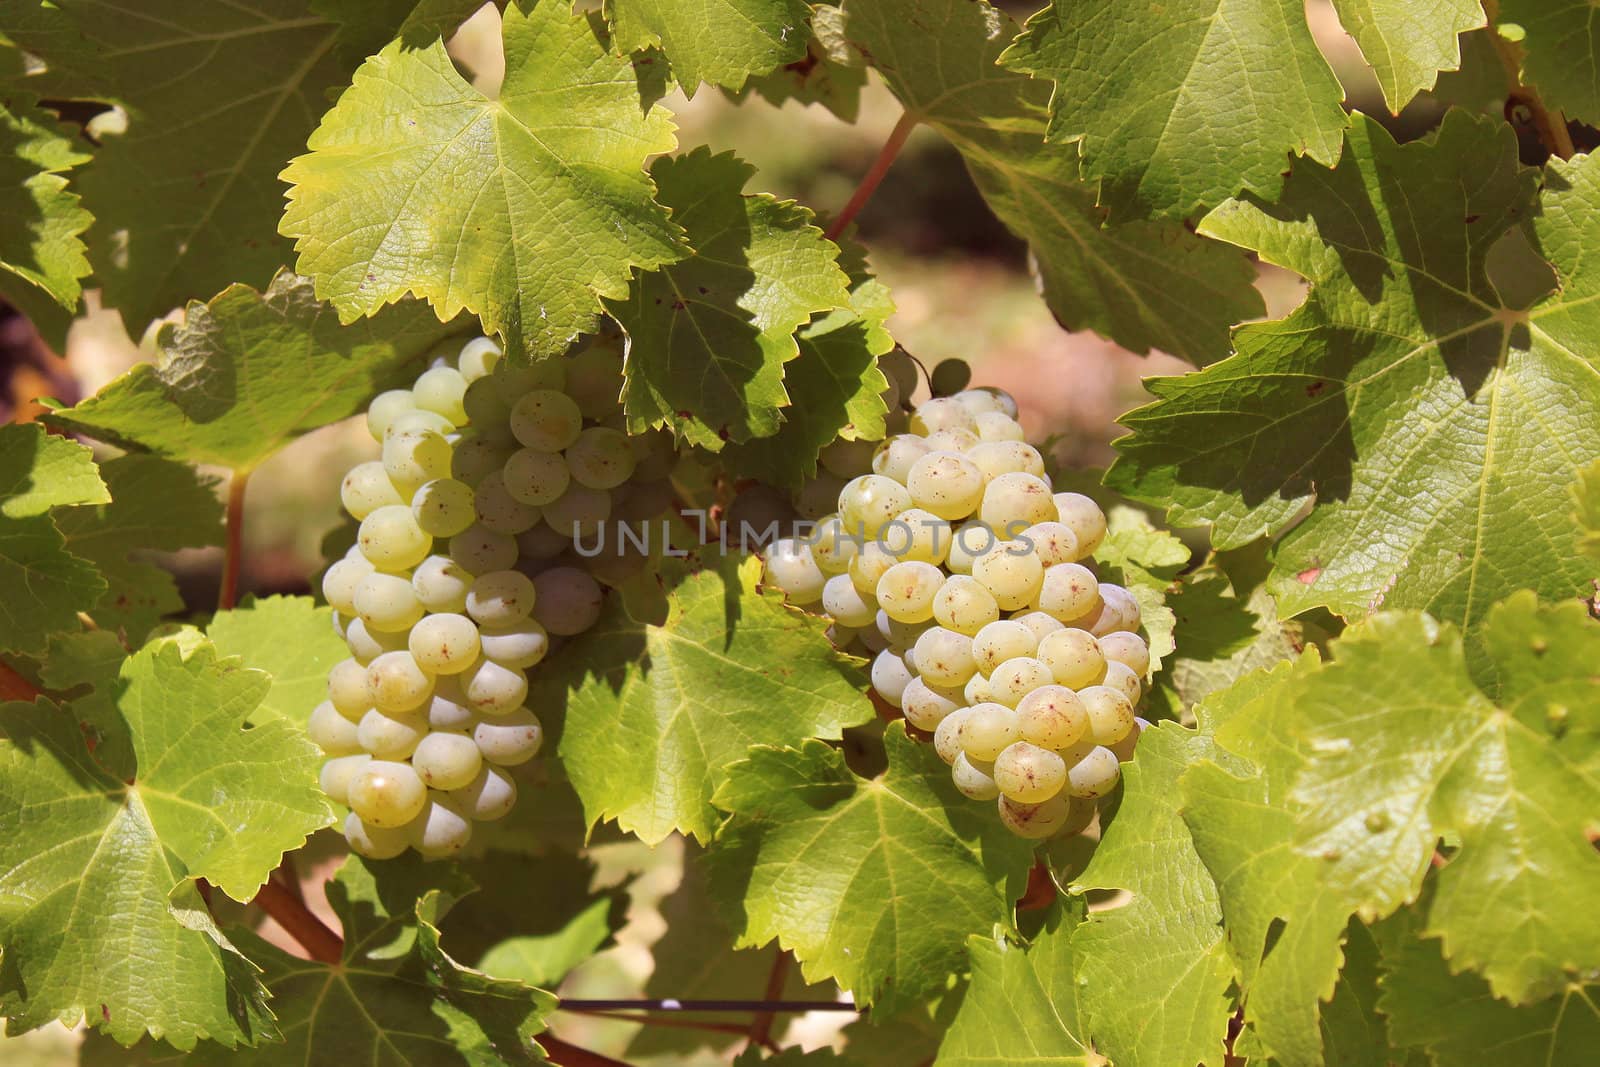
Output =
[
  {"x1": 708, "y1": 723, "x2": 1035, "y2": 1011},
  {"x1": 206, "y1": 595, "x2": 349, "y2": 725},
  {"x1": 1001, "y1": 0, "x2": 1348, "y2": 218},
  {"x1": 47, "y1": 272, "x2": 459, "y2": 472},
  {"x1": 553, "y1": 555, "x2": 872, "y2": 843},
  {"x1": 0, "y1": 423, "x2": 107, "y2": 518},
  {"x1": 841, "y1": 0, "x2": 1263, "y2": 367},
  {"x1": 1069, "y1": 721, "x2": 1237, "y2": 1067},
  {"x1": 610, "y1": 148, "x2": 852, "y2": 449},
  {"x1": 1330, "y1": 0, "x2": 1486, "y2": 113},
  {"x1": 1089, "y1": 504, "x2": 1189, "y2": 672},
  {"x1": 1109, "y1": 112, "x2": 1600, "y2": 637},
  {"x1": 605, "y1": 0, "x2": 810, "y2": 93},
  {"x1": 0, "y1": 95, "x2": 90, "y2": 345},
  {"x1": 281, "y1": 0, "x2": 685, "y2": 356},
  {"x1": 936, "y1": 905, "x2": 1096, "y2": 1066},
  {"x1": 1499, "y1": 1, "x2": 1600, "y2": 123},
  {"x1": 732, "y1": 4, "x2": 867, "y2": 122},
  {"x1": 1577, "y1": 459, "x2": 1600, "y2": 560}
]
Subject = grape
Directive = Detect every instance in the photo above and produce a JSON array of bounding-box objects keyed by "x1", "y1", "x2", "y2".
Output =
[
  {"x1": 869, "y1": 648, "x2": 915, "y2": 707},
  {"x1": 1098, "y1": 631, "x2": 1150, "y2": 677},
  {"x1": 933, "y1": 574, "x2": 1000, "y2": 635},
  {"x1": 952, "y1": 753, "x2": 1001, "y2": 800},
  {"x1": 408, "y1": 613, "x2": 481, "y2": 675},
  {"x1": 902, "y1": 676, "x2": 963, "y2": 731},
  {"x1": 531, "y1": 567, "x2": 605, "y2": 635},
  {"x1": 1100, "y1": 661, "x2": 1143, "y2": 708},
  {"x1": 1089, "y1": 584, "x2": 1141, "y2": 636},
  {"x1": 327, "y1": 657, "x2": 372, "y2": 719},
  {"x1": 457, "y1": 336, "x2": 503, "y2": 381},
  {"x1": 473, "y1": 708, "x2": 543, "y2": 765},
  {"x1": 510, "y1": 389, "x2": 583, "y2": 452},
  {"x1": 319, "y1": 754, "x2": 371, "y2": 806},
  {"x1": 449, "y1": 764, "x2": 518, "y2": 821},
  {"x1": 357, "y1": 707, "x2": 428, "y2": 759},
  {"x1": 565, "y1": 345, "x2": 624, "y2": 418},
  {"x1": 979, "y1": 472, "x2": 1057, "y2": 533},
  {"x1": 412, "y1": 730, "x2": 484, "y2": 790},
  {"x1": 1052, "y1": 492, "x2": 1107, "y2": 557},
  {"x1": 906, "y1": 451, "x2": 985, "y2": 520},
  {"x1": 344, "y1": 811, "x2": 410, "y2": 859},
  {"x1": 945, "y1": 520, "x2": 997, "y2": 575},
  {"x1": 425, "y1": 675, "x2": 478, "y2": 730},
  {"x1": 871, "y1": 435, "x2": 931, "y2": 483},
  {"x1": 1108, "y1": 717, "x2": 1149, "y2": 762},
  {"x1": 971, "y1": 619, "x2": 1037, "y2": 676},
  {"x1": 818, "y1": 436, "x2": 876, "y2": 479},
  {"x1": 1065, "y1": 746, "x2": 1121, "y2": 798},
  {"x1": 348, "y1": 759, "x2": 428, "y2": 827},
  {"x1": 911, "y1": 626, "x2": 978, "y2": 688},
  {"x1": 793, "y1": 472, "x2": 847, "y2": 520},
  {"x1": 1034, "y1": 563, "x2": 1100, "y2": 622},
  {"x1": 992, "y1": 741, "x2": 1067, "y2": 803},
  {"x1": 810, "y1": 516, "x2": 861, "y2": 575},
  {"x1": 972, "y1": 543, "x2": 1044, "y2": 610},
  {"x1": 465, "y1": 570, "x2": 536, "y2": 627},
  {"x1": 1079, "y1": 685, "x2": 1135, "y2": 746},
  {"x1": 358, "y1": 504, "x2": 432, "y2": 572},
  {"x1": 449, "y1": 524, "x2": 519, "y2": 574},
  {"x1": 412, "y1": 554, "x2": 473, "y2": 613},
  {"x1": 367, "y1": 650, "x2": 434, "y2": 713},
  {"x1": 1011, "y1": 610, "x2": 1065, "y2": 643},
  {"x1": 979, "y1": 387, "x2": 1019, "y2": 419},
  {"x1": 996, "y1": 794, "x2": 1072, "y2": 839},
  {"x1": 875, "y1": 561, "x2": 944, "y2": 623},
  {"x1": 543, "y1": 482, "x2": 610, "y2": 540},
  {"x1": 847, "y1": 542, "x2": 898, "y2": 597},
  {"x1": 883, "y1": 508, "x2": 951, "y2": 566},
  {"x1": 345, "y1": 616, "x2": 408, "y2": 664},
  {"x1": 308, "y1": 700, "x2": 362, "y2": 756},
  {"x1": 389, "y1": 408, "x2": 455, "y2": 436},
  {"x1": 503, "y1": 448, "x2": 571, "y2": 506},
  {"x1": 473, "y1": 470, "x2": 540, "y2": 534},
  {"x1": 406, "y1": 794, "x2": 474, "y2": 857},
  {"x1": 452, "y1": 436, "x2": 513, "y2": 486},
  {"x1": 960, "y1": 702, "x2": 1020, "y2": 761},
  {"x1": 499, "y1": 355, "x2": 567, "y2": 396},
  {"x1": 910, "y1": 397, "x2": 977, "y2": 435},
  {"x1": 383, "y1": 428, "x2": 453, "y2": 492},
  {"x1": 987, "y1": 656, "x2": 1054, "y2": 708},
  {"x1": 838, "y1": 474, "x2": 914, "y2": 538},
  {"x1": 479, "y1": 618, "x2": 550, "y2": 669},
  {"x1": 932, "y1": 706, "x2": 973, "y2": 763},
  {"x1": 823, "y1": 573, "x2": 877, "y2": 628},
  {"x1": 952, "y1": 389, "x2": 1004, "y2": 416},
  {"x1": 1022, "y1": 521, "x2": 1081, "y2": 566},
  {"x1": 1036, "y1": 628, "x2": 1106, "y2": 689},
  {"x1": 923, "y1": 427, "x2": 980, "y2": 452},
  {"x1": 341, "y1": 461, "x2": 405, "y2": 518},
  {"x1": 322, "y1": 555, "x2": 374, "y2": 615},
  {"x1": 630, "y1": 429, "x2": 678, "y2": 481},
  {"x1": 857, "y1": 619, "x2": 889, "y2": 653},
  {"x1": 963, "y1": 672, "x2": 992, "y2": 705},
  {"x1": 1016, "y1": 685, "x2": 1088, "y2": 751},
  {"x1": 764, "y1": 537, "x2": 827, "y2": 602},
  {"x1": 929, "y1": 357, "x2": 971, "y2": 396},
  {"x1": 413, "y1": 365, "x2": 469, "y2": 423},
  {"x1": 411, "y1": 478, "x2": 477, "y2": 538},
  {"x1": 459, "y1": 657, "x2": 528, "y2": 716},
  {"x1": 967, "y1": 441, "x2": 1044, "y2": 481},
  {"x1": 366, "y1": 389, "x2": 416, "y2": 440},
  {"x1": 974, "y1": 411, "x2": 1025, "y2": 443},
  {"x1": 878, "y1": 348, "x2": 919, "y2": 402},
  {"x1": 517, "y1": 522, "x2": 572, "y2": 561}
]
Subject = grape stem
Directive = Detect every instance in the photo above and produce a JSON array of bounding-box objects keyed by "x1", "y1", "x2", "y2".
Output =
[
  {"x1": 559, "y1": 1008, "x2": 779, "y2": 1050},
  {"x1": 536, "y1": 1034, "x2": 633, "y2": 1067},
  {"x1": 251, "y1": 877, "x2": 343, "y2": 965},
  {"x1": 824, "y1": 109, "x2": 920, "y2": 241},
  {"x1": 746, "y1": 950, "x2": 792, "y2": 1050},
  {"x1": 557, "y1": 998, "x2": 859, "y2": 1013},
  {"x1": 218, "y1": 470, "x2": 250, "y2": 612}
]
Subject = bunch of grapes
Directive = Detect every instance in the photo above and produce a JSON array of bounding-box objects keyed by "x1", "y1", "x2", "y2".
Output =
[
  {"x1": 311, "y1": 334, "x2": 679, "y2": 859},
  {"x1": 763, "y1": 383, "x2": 1149, "y2": 842}
]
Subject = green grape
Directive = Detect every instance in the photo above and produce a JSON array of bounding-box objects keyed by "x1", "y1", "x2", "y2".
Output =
[
  {"x1": 810, "y1": 515, "x2": 861, "y2": 575},
  {"x1": 902, "y1": 676, "x2": 963, "y2": 731},
  {"x1": 1052, "y1": 492, "x2": 1107, "y2": 557},
  {"x1": 945, "y1": 520, "x2": 996, "y2": 575},
  {"x1": 906, "y1": 451, "x2": 985, "y2": 521},
  {"x1": 987, "y1": 656, "x2": 1054, "y2": 708},
  {"x1": 358, "y1": 504, "x2": 432, "y2": 572},
  {"x1": 319, "y1": 753, "x2": 371, "y2": 806},
  {"x1": 449, "y1": 524, "x2": 519, "y2": 574},
  {"x1": 933, "y1": 574, "x2": 1000, "y2": 635},
  {"x1": 543, "y1": 482, "x2": 611, "y2": 540},
  {"x1": 978, "y1": 387, "x2": 1019, "y2": 419},
  {"x1": 457, "y1": 336, "x2": 502, "y2": 382},
  {"x1": 972, "y1": 543, "x2": 1044, "y2": 611},
  {"x1": 322, "y1": 554, "x2": 374, "y2": 616},
  {"x1": 412, "y1": 554, "x2": 473, "y2": 613},
  {"x1": 465, "y1": 570, "x2": 537, "y2": 628},
  {"x1": 348, "y1": 759, "x2": 428, "y2": 828},
  {"x1": 838, "y1": 474, "x2": 914, "y2": 538},
  {"x1": 1101, "y1": 661, "x2": 1143, "y2": 708},
  {"x1": 1080, "y1": 685, "x2": 1135, "y2": 746},
  {"x1": 473, "y1": 707, "x2": 544, "y2": 766},
  {"x1": 407, "y1": 795, "x2": 474, "y2": 858},
  {"x1": 1065, "y1": 746, "x2": 1121, "y2": 798},
  {"x1": 479, "y1": 618, "x2": 550, "y2": 669},
  {"x1": 630, "y1": 428, "x2": 678, "y2": 481},
  {"x1": 876, "y1": 607, "x2": 930, "y2": 651},
  {"x1": 1090, "y1": 584, "x2": 1141, "y2": 636},
  {"x1": 951, "y1": 388, "x2": 1006, "y2": 416},
  {"x1": 413, "y1": 365, "x2": 469, "y2": 424},
  {"x1": 765, "y1": 537, "x2": 827, "y2": 602},
  {"x1": 932, "y1": 705, "x2": 973, "y2": 763},
  {"x1": 996, "y1": 794, "x2": 1072, "y2": 839},
  {"x1": 883, "y1": 507, "x2": 952, "y2": 565},
  {"x1": 531, "y1": 567, "x2": 604, "y2": 635},
  {"x1": 452, "y1": 435, "x2": 513, "y2": 486},
  {"x1": 510, "y1": 389, "x2": 583, "y2": 452},
  {"x1": 341, "y1": 460, "x2": 405, "y2": 518},
  {"x1": 1023, "y1": 521, "x2": 1081, "y2": 566},
  {"x1": 407, "y1": 613, "x2": 481, "y2": 675},
  {"x1": 847, "y1": 541, "x2": 898, "y2": 597},
  {"x1": 910, "y1": 397, "x2": 977, "y2": 435},
  {"x1": 388, "y1": 408, "x2": 456, "y2": 436},
  {"x1": 1098, "y1": 631, "x2": 1150, "y2": 677},
  {"x1": 928, "y1": 358, "x2": 972, "y2": 397},
  {"x1": 383, "y1": 428, "x2": 453, "y2": 492},
  {"x1": 992, "y1": 741, "x2": 1067, "y2": 803},
  {"x1": 869, "y1": 648, "x2": 914, "y2": 708},
  {"x1": 518, "y1": 522, "x2": 574, "y2": 561},
  {"x1": 823, "y1": 573, "x2": 877, "y2": 628},
  {"x1": 973, "y1": 410, "x2": 1025, "y2": 443},
  {"x1": 871, "y1": 434, "x2": 931, "y2": 483},
  {"x1": 878, "y1": 348, "x2": 919, "y2": 403},
  {"x1": 911, "y1": 626, "x2": 978, "y2": 688},
  {"x1": 923, "y1": 427, "x2": 980, "y2": 452},
  {"x1": 960, "y1": 702, "x2": 1020, "y2": 761},
  {"x1": 498, "y1": 354, "x2": 568, "y2": 395},
  {"x1": 966, "y1": 441, "x2": 1045, "y2": 482},
  {"x1": 345, "y1": 616, "x2": 408, "y2": 664},
  {"x1": 308, "y1": 700, "x2": 362, "y2": 756},
  {"x1": 793, "y1": 471, "x2": 847, "y2": 521},
  {"x1": 1016, "y1": 685, "x2": 1087, "y2": 751},
  {"x1": 566, "y1": 426, "x2": 636, "y2": 490},
  {"x1": 357, "y1": 707, "x2": 427, "y2": 760},
  {"x1": 978, "y1": 472, "x2": 1057, "y2": 533},
  {"x1": 412, "y1": 731, "x2": 484, "y2": 790},
  {"x1": 366, "y1": 650, "x2": 433, "y2": 713},
  {"x1": 426, "y1": 675, "x2": 478, "y2": 730},
  {"x1": 971, "y1": 619, "x2": 1037, "y2": 676},
  {"x1": 564, "y1": 344, "x2": 624, "y2": 418},
  {"x1": 344, "y1": 811, "x2": 410, "y2": 859},
  {"x1": 327, "y1": 657, "x2": 372, "y2": 719},
  {"x1": 503, "y1": 448, "x2": 571, "y2": 506},
  {"x1": 366, "y1": 389, "x2": 417, "y2": 441},
  {"x1": 473, "y1": 470, "x2": 540, "y2": 534},
  {"x1": 875, "y1": 561, "x2": 944, "y2": 623},
  {"x1": 354, "y1": 572, "x2": 425, "y2": 632},
  {"x1": 1034, "y1": 562, "x2": 1100, "y2": 622},
  {"x1": 964, "y1": 672, "x2": 992, "y2": 705},
  {"x1": 449, "y1": 764, "x2": 518, "y2": 821},
  {"x1": 1036, "y1": 628, "x2": 1106, "y2": 688},
  {"x1": 818, "y1": 437, "x2": 876, "y2": 479},
  {"x1": 952, "y1": 752, "x2": 1000, "y2": 800},
  {"x1": 460, "y1": 656, "x2": 528, "y2": 716},
  {"x1": 1011, "y1": 610, "x2": 1065, "y2": 643},
  {"x1": 1108, "y1": 717, "x2": 1148, "y2": 762},
  {"x1": 411, "y1": 478, "x2": 477, "y2": 538}
]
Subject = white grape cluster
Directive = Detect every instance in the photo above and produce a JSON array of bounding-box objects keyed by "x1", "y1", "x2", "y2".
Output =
[
  {"x1": 311, "y1": 334, "x2": 677, "y2": 859},
  {"x1": 763, "y1": 387, "x2": 1149, "y2": 841}
]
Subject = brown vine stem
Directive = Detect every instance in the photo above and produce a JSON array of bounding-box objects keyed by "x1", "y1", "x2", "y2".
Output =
[
  {"x1": 747, "y1": 950, "x2": 792, "y2": 1051},
  {"x1": 0, "y1": 659, "x2": 41, "y2": 702},
  {"x1": 1485, "y1": 0, "x2": 1576, "y2": 159},
  {"x1": 824, "y1": 109, "x2": 920, "y2": 241},
  {"x1": 252, "y1": 878, "x2": 343, "y2": 965},
  {"x1": 560, "y1": 1008, "x2": 777, "y2": 1049},
  {"x1": 218, "y1": 470, "x2": 250, "y2": 612},
  {"x1": 536, "y1": 1034, "x2": 633, "y2": 1067}
]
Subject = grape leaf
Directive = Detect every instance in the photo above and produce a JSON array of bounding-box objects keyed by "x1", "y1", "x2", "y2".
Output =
[
  {"x1": 0, "y1": 95, "x2": 90, "y2": 345},
  {"x1": 206, "y1": 595, "x2": 349, "y2": 725},
  {"x1": 1090, "y1": 504, "x2": 1189, "y2": 673},
  {"x1": 552, "y1": 555, "x2": 872, "y2": 843},
  {"x1": 1069, "y1": 720, "x2": 1237, "y2": 1067},
  {"x1": 1499, "y1": 1, "x2": 1600, "y2": 123},
  {"x1": 707, "y1": 723, "x2": 1035, "y2": 1011},
  {"x1": 47, "y1": 272, "x2": 459, "y2": 473},
  {"x1": 1577, "y1": 459, "x2": 1600, "y2": 560},
  {"x1": 1330, "y1": 0, "x2": 1485, "y2": 113},
  {"x1": 732, "y1": 4, "x2": 867, "y2": 122},
  {"x1": 936, "y1": 905, "x2": 1096, "y2": 1067},
  {"x1": 1109, "y1": 112, "x2": 1600, "y2": 638},
  {"x1": 840, "y1": 0, "x2": 1263, "y2": 367},
  {"x1": 0, "y1": 423, "x2": 106, "y2": 518},
  {"x1": 1000, "y1": 0, "x2": 1348, "y2": 219},
  {"x1": 281, "y1": 0, "x2": 685, "y2": 357},
  {"x1": 604, "y1": 0, "x2": 810, "y2": 94},
  {"x1": 610, "y1": 148, "x2": 852, "y2": 450}
]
